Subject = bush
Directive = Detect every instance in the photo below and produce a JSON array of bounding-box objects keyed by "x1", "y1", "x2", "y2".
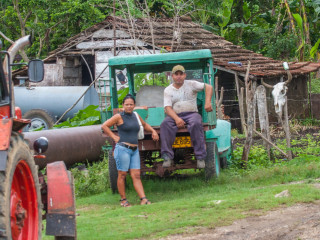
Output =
[
  {"x1": 231, "y1": 144, "x2": 277, "y2": 169},
  {"x1": 70, "y1": 155, "x2": 109, "y2": 197}
]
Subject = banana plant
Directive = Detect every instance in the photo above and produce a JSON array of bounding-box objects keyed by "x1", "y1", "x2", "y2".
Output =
[
  {"x1": 310, "y1": 38, "x2": 320, "y2": 60},
  {"x1": 292, "y1": 13, "x2": 306, "y2": 61},
  {"x1": 216, "y1": 0, "x2": 233, "y2": 37}
]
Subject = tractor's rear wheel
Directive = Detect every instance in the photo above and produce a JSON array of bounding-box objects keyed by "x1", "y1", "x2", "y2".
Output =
[
  {"x1": 0, "y1": 133, "x2": 42, "y2": 240},
  {"x1": 108, "y1": 149, "x2": 118, "y2": 194},
  {"x1": 205, "y1": 141, "x2": 220, "y2": 180}
]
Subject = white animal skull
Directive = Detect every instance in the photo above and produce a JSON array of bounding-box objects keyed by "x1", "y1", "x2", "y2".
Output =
[
  {"x1": 271, "y1": 82, "x2": 287, "y2": 117},
  {"x1": 261, "y1": 70, "x2": 292, "y2": 118}
]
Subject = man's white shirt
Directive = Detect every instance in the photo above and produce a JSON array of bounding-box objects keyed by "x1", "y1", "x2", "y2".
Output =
[{"x1": 163, "y1": 80, "x2": 205, "y2": 114}]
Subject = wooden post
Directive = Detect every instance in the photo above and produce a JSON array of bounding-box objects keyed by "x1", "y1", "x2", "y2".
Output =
[
  {"x1": 235, "y1": 74, "x2": 247, "y2": 136},
  {"x1": 215, "y1": 76, "x2": 224, "y2": 119},
  {"x1": 241, "y1": 61, "x2": 254, "y2": 166},
  {"x1": 283, "y1": 97, "x2": 293, "y2": 160},
  {"x1": 255, "y1": 85, "x2": 271, "y2": 159}
]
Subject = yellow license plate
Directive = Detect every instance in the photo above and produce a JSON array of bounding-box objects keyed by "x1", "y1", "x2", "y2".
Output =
[{"x1": 172, "y1": 136, "x2": 192, "y2": 148}]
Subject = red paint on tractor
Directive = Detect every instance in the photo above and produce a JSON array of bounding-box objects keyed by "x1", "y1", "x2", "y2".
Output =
[
  {"x1": 47, "y1": 161, "x2": 75, "y2": 214},
  {"x1": 0, "y1": 105, "x2": 10, "y2": 119},
  {"x1": 0, "y1": 118, "x2": 12, "y2": 150}
]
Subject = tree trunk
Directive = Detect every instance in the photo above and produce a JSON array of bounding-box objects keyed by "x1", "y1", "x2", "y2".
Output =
[{"x1": 283, "y1": 98, "x2": 292, "y2": 160}]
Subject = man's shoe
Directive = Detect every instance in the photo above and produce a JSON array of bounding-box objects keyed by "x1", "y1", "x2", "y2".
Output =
[
  {"x1": 197, "y1": 159, "x2": 205, "y2": 169},
  {"x1": 162, "y1": 155, "x2": 172, "y2": 168}
]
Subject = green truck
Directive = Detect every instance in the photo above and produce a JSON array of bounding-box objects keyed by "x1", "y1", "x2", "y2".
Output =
[{"x1": 101, "y1": 49, "x2": 232, "y2": 193}]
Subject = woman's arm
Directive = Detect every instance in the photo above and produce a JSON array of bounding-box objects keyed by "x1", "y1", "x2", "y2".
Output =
[{"x1": 101, "y1": 114, "x2": 121, "y2": 143}]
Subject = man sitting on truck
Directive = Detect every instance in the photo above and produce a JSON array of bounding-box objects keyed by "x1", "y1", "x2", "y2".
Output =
[{"x1": 160, "y1": 65, "x2": 213, "y2": 168}]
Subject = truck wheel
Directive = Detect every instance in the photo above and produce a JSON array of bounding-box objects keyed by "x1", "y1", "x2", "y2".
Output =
[
  {"x1": 108, "y1": 149, "x2": 118, "y2": 194},
  {"x1": 23, "y1": 109, "x2": 55, "y2": 131},
  {"x1": 0, "y1": 133, "x2": 42, "y2": 240},
  {"x1": 205, "y1": 141, "x2": 220, "y2": 180}
]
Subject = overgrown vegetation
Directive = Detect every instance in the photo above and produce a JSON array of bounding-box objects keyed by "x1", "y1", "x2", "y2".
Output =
[
  {"x1": 70, "y1": 155, "x2": 109, "y2": 197},
  {"x1": 53, "y1": 105, "x2": 101, "y2": 128},
  {"x1": 310, "y1": 77, "x2": 320, "y2": 94}
]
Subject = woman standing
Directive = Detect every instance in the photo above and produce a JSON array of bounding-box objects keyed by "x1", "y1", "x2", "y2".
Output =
[{"x1": 102, "y1": 94, "x2": 159, "y2": 207}]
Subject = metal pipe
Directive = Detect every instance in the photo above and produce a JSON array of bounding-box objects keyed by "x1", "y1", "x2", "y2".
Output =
[
  {"x1": 5, "y1": 35, "x2": 32, "y2": 65},
  {"x1": 24, "y1": 125, "x2": 108, "y2": 170},
  {"x1": 2, "y1": 35, "x2": 32, "y2": 117}
]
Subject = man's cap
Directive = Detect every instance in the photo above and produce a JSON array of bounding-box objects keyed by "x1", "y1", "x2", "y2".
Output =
[{"x1": 172, "y1": 65, "x2": 185, "y2": 74}]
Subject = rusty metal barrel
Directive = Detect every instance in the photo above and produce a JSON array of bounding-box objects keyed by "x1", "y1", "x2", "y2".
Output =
[{"x1": 24, "y1": 125, "x2": 108, "y2": 169}]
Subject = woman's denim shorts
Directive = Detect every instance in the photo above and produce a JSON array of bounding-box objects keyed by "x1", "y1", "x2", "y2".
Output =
[{"x1": 114, "y1": 144, "x2": 140, "y2": 171}]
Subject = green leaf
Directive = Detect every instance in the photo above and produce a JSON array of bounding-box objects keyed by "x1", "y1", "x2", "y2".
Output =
[
  {"x1": 310, "y1": 38, "x2": 320, "y2": 58},
  {"x1": 243, "y1": 1, "x2": 251, "y2": 21},
  {"x1": 292, "y1": 13, "x2": 303, "y2": 34}
]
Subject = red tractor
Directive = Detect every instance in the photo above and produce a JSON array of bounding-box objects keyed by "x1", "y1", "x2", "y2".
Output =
[{"x1": 0, "y1": 36, "x2": 76, "y2": 239}]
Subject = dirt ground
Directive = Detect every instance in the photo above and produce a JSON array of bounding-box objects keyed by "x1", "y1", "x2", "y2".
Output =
[{"x1": 161, "y1": 184, "x2": 320, "y2": 240}]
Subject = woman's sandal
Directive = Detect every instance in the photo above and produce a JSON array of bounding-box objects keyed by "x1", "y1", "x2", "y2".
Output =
[
  {"x1": 120, "y1": 198, "x2": 131, "y2": 207},
  {"x1": 140, "y1": 197, "x2": 151, "y2": 205}
]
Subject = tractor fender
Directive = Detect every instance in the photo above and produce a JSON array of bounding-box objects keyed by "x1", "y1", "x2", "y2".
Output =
[
  {"x1": 205, "y1": 119, "x2": 231, "y2": 153},
  {"x1": 46, "y1": 161, "x2": 76, "y2": 238}
]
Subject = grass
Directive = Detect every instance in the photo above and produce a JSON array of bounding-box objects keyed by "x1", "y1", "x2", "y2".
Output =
[{"x1": 43, "y1": 155, "x2": 320, "y2": 240}]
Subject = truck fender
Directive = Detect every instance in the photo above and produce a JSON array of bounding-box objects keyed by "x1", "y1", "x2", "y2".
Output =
[
  {"x1": 46, "y1": 161, "x2": 76, "y2": 238},
  {"x1": 205, "y1": 119, "x2": 231, "y2": 153}
]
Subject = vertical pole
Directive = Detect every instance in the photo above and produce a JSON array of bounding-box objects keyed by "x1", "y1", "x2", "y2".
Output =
[
  {"x1": 235, "y1": 74, "x2": 247, "y2": 136},
  {"x1": 256, "y1": 85, "x2": 271, "y2": 159},
  {"x1": 113, "y1": 0, "x2": 116, "y2": 56},
  {"x1": 207, "y1": 59, "x2": 216, "y2": 127},
  {"x1": 283, "y1": 98, "x2": 292, "y2": 160},
  {"x1": 241, "y1": 61, "x2": 254, "y2": 167}
]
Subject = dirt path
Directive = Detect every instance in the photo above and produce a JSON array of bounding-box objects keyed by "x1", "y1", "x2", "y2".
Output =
[{"x1": 162, "y1": 185, "x2": 320, "y2": 240}]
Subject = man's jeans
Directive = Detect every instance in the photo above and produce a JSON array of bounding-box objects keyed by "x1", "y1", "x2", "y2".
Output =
[{"x1": 160, "y1": 112, "x2": 206, "y2": 160}]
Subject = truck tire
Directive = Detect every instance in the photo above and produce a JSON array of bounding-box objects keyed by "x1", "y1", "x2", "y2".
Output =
[
  {"x1": 108, "y1": 149, "x2": 118, "y2": 194},
  {"x1": 23, "y1": 109, "x2": 55, "y2": 131},
  {"x1": 0, "y1": 133, "x2": 42, "y2": 240},
  {"x1": 205, "y1": 141, "x2": 220, "y2": 180}
]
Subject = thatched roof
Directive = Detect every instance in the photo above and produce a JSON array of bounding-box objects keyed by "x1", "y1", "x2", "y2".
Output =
[{"x1": 27, "y1": 16, "x2": 320, "y2": 79}]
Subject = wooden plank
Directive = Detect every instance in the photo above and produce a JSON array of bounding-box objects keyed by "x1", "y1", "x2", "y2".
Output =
[
  {"x1": 76, "y1": 39, "x2": 147, "y2": 49},
  {"x1": 92, "y1": 29, "x2": 131, "y2": 38}
]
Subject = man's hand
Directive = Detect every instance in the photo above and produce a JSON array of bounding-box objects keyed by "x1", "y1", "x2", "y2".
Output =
[
  {"x1": 204, "y1": 102, "x2": 213, "y2": 112},
  {"x1": 175, "y1": 117, "x2": 186, "y2": 128}
]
